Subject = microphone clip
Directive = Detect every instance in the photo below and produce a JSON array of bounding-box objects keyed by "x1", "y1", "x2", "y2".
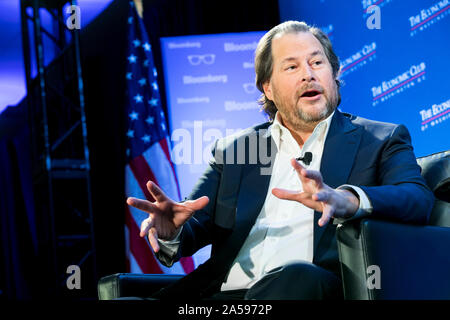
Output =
[{"x1": 296, "y1": 152, "x2": 312, "y2": 166}]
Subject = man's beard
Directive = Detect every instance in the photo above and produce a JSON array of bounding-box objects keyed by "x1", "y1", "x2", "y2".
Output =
[
  {"x1": 274, "y1": 85, "x2": 339, "y2": 129},
  {"x1": 295, "y1": 95, "x2": 336, "y2": 123}
]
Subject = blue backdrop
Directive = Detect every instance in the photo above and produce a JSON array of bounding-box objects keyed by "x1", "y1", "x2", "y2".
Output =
[{"x1": 279, "y1": 0, "x2": 450, "y2": 157}]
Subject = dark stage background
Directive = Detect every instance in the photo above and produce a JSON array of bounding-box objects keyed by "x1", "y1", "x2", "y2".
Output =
[{"x1": 0, "y1": 0, "x2": 280, "y2": 300}]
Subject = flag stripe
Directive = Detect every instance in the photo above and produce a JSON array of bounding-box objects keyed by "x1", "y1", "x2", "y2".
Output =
[
  {"x1": 142, "y1": 140, "x2": 178, "y2": 201},
  {"x1": 129, "y1": 155, "x2": 156, "y2": 201},
  {"x1": 125, "y1": 225, "x2": 142, "y2": 273},
  {"x1": 125, "y1": 206, "x2": 163, "y2": 273},
  {"x1": 126, "y1": 164, "x2": 153, "y2": 230},
  {"x1": 179, "y1": 257, "x2": 195, "y2": 274},
  {"x1": 124, "y1": 224, "x2": 131, "y2": 272},
  {"x1": 159, "y1": 137, "x2": 182, "y2": 200},
  {"x1": 128, "y1": 253, "x2": 142, "y2": 274}
]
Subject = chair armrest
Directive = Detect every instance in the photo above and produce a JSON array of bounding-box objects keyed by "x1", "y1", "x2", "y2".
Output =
[
  {"x1": 97, "y1": 273, "x2": 184, "y2": 300},
  {"x1": 337, "y1": 219, "x2": 450, "y2": 300}
]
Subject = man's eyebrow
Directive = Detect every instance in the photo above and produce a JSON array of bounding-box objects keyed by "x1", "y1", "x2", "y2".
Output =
[
  {"x1": 280, "y1": 50, "x2": 325, "y2": 64},
  {"x1": 308, "y1": 50, "x2": 325, "y2": 58},
  {"x1": 280, "y1": 57, "x2": 298, "y2": 64}
]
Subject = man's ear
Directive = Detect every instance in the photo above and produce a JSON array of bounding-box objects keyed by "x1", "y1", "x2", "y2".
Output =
[{"x1": 262, "y1": 81, "x2": 273, "y2": 101}]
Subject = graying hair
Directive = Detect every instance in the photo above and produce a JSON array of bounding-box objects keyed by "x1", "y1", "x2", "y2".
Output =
[{"x1": 255, "y1": 21, "x2": 342, "y2": 120}]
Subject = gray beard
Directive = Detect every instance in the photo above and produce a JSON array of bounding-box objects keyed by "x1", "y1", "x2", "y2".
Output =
[
  {"x1": 284, "y1": 94, "x2": 337, "y2": 130},
  {"x1": 296, "y1": 101, "x2": 334, "y2": 123},
  {"x1": 272, "y1": 82, "x2": 340, "y2": 130}
]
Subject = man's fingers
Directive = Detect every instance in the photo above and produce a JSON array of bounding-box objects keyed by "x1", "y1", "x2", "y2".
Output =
[
  {"x1": 313, "y1": 190, "x2": 330, "y2": 202},
  {"x1": 290, "y1": 158, "x2": 323, "y2": 187},
  {"x1": 147, "y1": 228, "x2": 160, "y2": 253},
  {"x1": 291, "y1": 159, "x2": 307, "y2": 183},
  {"x1": 140, "y1": 216, "x2": 159, "y2": 252},
  {"x1": 291, "y1": 158, "x2": 305, "y2": 172},
  {"x1": 127, "y1": 197, "x2": 158, "y2": 213},
  {"x1": 301, "y1": 169, "x2": 323, "y2": 186},
  {"x1": 272, "y1": 188, "x2": 302, "y2": 201},
  {"x1": 147, "y1": 181, "x2": 169, "y2": 202},
  {"x1": 140, "y1": 216, "x2": 154, "y2": 237},
  {"x1": 319, "y1": 205, "x2": 335, "y2": 227},
  {"x1": 183, "y1": 196, "x2": 210, "y2": 211},
  {"x1": 272, "y1": 188, "x2": 319, "y2": 209}
]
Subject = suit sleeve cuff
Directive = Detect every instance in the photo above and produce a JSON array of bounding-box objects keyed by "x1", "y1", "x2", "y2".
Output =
[
  {"x1": 333, "y1": 185, "x2": 373, "y2": 224},
  {"x1": 157, "y1": 226, "x2": 183, "y2": 257}
]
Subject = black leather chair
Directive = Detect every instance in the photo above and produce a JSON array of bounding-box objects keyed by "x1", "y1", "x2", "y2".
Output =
[
  {"x1": 98, "y1": 273, "x2": 183, "y2": 300},
  {"x1": 98, "y1": 150, "x2": 450, "y2": 300},
  {"x1": 337, "y1": 150, "x2": 450, "y2": 299}
]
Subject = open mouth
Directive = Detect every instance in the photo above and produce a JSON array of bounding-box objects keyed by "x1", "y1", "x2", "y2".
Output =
[
  {"x1": 301, "y1": 90, "x2": 322, "y2": 98},
  {"x1": 300, "y1": 90, "x2": 322, "y2": 100}
]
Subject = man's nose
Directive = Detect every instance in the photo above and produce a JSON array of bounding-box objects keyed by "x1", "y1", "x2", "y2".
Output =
[{"x1": 301, "y1": 65, "x2": 315, "y2": 82}]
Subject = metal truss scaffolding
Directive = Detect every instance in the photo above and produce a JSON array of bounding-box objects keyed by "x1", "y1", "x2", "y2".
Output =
[{"x1": 20, "y1": 0, "x2": 97, "y2": 298}]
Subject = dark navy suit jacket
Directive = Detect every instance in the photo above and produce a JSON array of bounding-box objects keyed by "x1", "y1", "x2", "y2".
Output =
[{"x1": 154, "y1": 110, "x2": 434, "y2": 299}]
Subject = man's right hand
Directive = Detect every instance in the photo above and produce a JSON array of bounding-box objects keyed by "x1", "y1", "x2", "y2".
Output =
[{"x1": 126, "y1": 181, "x2": 209, "y2": 253}]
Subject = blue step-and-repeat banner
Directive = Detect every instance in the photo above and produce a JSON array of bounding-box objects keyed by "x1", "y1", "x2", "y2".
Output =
[
  {"x1": 161, "y1": 0, "x2": 449, "y2": 198},
  {"x1": 279, "y1": 0, "x2": 449, "y2": 155},
  {"x1": 160, "y1": 32, "x2": 268, "y2": 198}
]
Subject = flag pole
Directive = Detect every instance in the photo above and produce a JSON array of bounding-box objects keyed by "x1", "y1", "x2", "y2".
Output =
[{"x1": 133, "y1": 0, "x2": 143, "y2": 18}]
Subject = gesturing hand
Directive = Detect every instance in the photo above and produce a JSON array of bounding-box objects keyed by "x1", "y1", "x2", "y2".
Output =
[
  {"x1": 272, "y1": 158, "x2": 359, "y2": 227},
  {"x1": 126, "y1": 181, "x2": 209, "y2": 252}
]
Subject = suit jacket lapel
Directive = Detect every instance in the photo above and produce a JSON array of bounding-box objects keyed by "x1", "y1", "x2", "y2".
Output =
[{"x1": 313, "y1": 110, "x2": 362, "y2": 252}]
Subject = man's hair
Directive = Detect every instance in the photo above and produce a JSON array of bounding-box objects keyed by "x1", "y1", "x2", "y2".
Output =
[{"x1": 255, "y1": 21, "x2": 342, "y2": 120}]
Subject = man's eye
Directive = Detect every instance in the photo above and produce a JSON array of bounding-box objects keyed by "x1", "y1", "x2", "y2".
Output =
[
  {"x1": 286, "y1": 65, "x2": 296, "y2": 70},
  {"x1": 313, "y1": 60, "x2": 323, "y2": 66}
]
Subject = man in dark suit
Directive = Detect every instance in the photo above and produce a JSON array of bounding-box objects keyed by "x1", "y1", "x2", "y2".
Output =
[{"x1": 127, "y1": 21, "x2": 434, "y2": 300}]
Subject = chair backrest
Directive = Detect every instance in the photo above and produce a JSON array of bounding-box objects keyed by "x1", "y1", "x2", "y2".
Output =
[{"x1": 416, "y1": 150, "x2": 450, "y2": 227}]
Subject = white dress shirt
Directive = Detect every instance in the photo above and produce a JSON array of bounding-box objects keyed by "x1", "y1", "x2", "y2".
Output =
[
  {"x1": 159, "y1": 111, "x2": 372, "y2": 291},
  {"x1": 221, "y1": 111, "x2": 334, "y2": 290}
]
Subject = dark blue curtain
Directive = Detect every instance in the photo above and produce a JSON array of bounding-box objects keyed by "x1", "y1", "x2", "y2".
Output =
[{"x1": 0, "y1": 101, "x2": 38, "y2": 300}]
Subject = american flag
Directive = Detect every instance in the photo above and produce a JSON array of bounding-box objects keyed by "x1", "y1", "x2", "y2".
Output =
[{"x1": 124, "y1": 1, "x2": 194, "y2": 275}]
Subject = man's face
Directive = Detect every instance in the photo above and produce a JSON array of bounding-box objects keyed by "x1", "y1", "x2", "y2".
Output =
[{"x1": 263, "y1": 31, "x2": 339, "y2": 128}]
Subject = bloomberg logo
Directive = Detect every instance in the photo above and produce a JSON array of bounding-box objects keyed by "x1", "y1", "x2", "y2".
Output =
[
  {"x1": 183, "y1": 74, "x2": 228, "y2": 84},
  {"x1": 224, "y1": 41, "x2": 258, "y2": 52}
]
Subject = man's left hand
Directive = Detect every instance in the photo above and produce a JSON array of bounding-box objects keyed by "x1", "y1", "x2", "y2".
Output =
[{"x1": 272, "y1": 158, "x2": 360, "y2": 227}]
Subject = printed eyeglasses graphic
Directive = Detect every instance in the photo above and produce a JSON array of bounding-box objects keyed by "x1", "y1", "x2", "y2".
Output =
[
  {"x1": 243, "y1": 82, "x2": 257, "y2": 94},
  {"x1": 187, "y1": 54, "x2": 216, "y2": 65}
]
